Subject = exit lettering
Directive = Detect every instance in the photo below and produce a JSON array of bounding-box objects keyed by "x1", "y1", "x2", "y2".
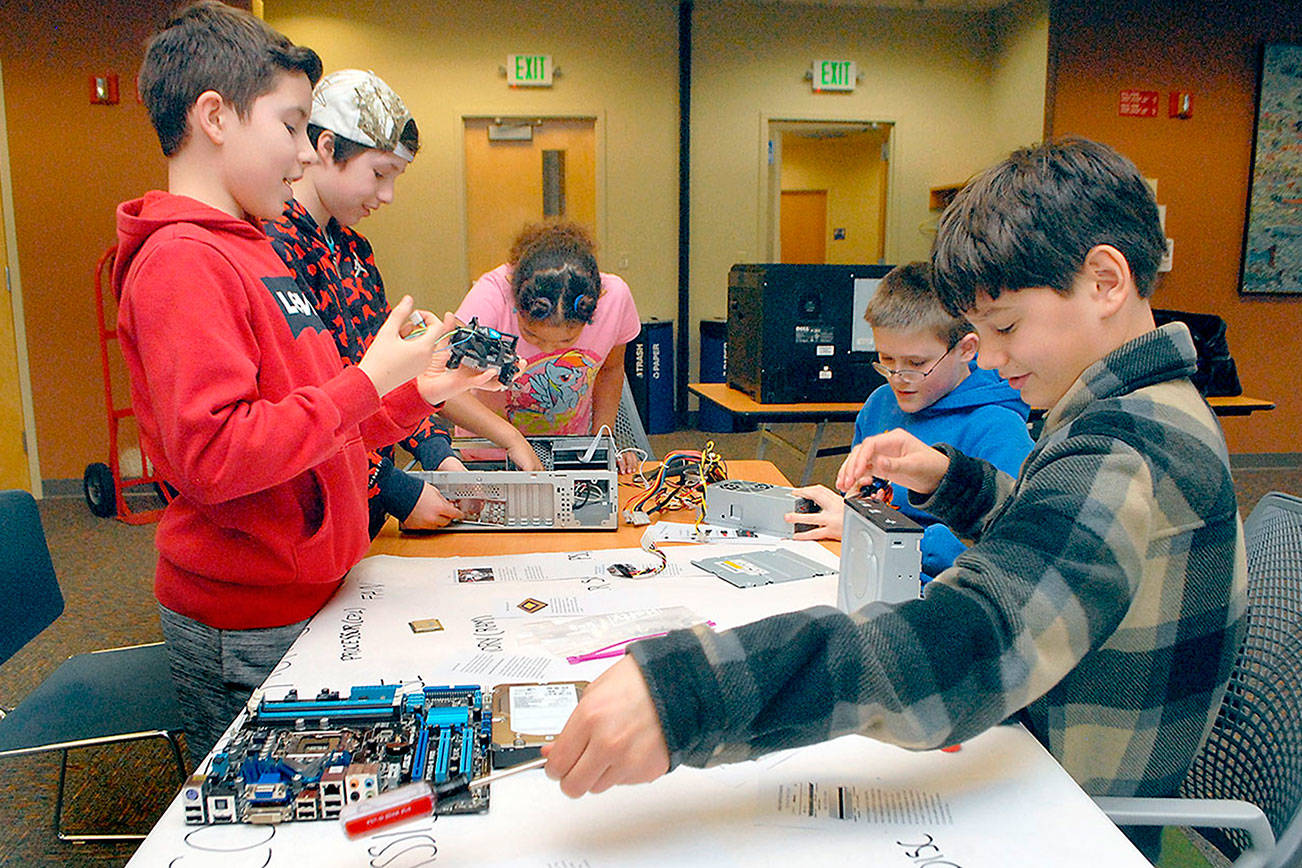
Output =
[
  {"x1": 507, "y1": 54, "x2": 553, "y2": 87},
  {"x1": 813, "y1": 59, "x2": 857, "y2": 92}
]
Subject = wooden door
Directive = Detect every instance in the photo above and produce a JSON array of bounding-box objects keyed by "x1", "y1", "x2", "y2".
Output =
[
  {"x1": 0, "y1": 166, "x2": 30, "y2": 490},
  {"x1": 464, "y1": 117, "x2": 597, "y2": 282},
  {"x1": 780, "y1": 190, "x2": 828, "y2": 264}
]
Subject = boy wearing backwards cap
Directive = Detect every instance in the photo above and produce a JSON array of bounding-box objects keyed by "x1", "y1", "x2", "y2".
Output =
[
  {"x1": 115, "y1": 4, "x2": 500, "y2": 762},
  {"x1": 266, "y1": 69, "x2": 540, "y2": 538}
]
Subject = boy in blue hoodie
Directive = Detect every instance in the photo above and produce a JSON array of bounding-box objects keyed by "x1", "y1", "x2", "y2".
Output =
[{"x1": 788, "y1": 261, "x2": 1033, "y2": 582}]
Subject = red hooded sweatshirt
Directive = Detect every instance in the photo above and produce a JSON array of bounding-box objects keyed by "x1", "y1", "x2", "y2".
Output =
[{"x1": 113, "y1": 192, "x2": 433, "y2": 629}]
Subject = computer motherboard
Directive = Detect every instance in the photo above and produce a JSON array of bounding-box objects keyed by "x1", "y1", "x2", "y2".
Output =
[{"x1": 181, "y1": 684, "x2": 491, "y2": 826}]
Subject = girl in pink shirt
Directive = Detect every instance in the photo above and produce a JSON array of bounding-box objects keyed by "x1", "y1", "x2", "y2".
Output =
[{"x1": 458, "y1": 222, "x2": 641, "y2": 468}]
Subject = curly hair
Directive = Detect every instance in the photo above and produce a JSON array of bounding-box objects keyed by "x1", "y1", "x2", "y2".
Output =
[{"x1": 508, "y1": 221, "x2": 601, "y2": 324}]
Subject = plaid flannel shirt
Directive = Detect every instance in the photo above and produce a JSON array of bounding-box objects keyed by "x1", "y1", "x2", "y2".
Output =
[{"x1": 630, "y1": 322, "x2": 1246, "y2": 798}]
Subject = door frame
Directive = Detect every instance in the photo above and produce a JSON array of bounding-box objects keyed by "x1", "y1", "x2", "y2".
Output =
[
  {"x1": 453, "y1": 108, "x2": 607, "y2": 292},
  {"x1": 0, "y1": 59, "x2": 41, "y2": 496},
  {"x1": 758, "y1": 112, "x2": 898, "y2": 266}
]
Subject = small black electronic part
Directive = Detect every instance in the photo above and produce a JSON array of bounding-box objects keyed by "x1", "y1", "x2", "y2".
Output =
[
  {"x1": 444, "y1": 316, "x2": 520, "y2": 384},
  {"x1": 793, "y1": 495, "x2": 818, "y2": 535},
  {"x1": 857, "y1": 476, "x2": 894, "y2": 505},
  {"x1": 489, "y1": 681, "x2": 588, "y2": 767},
  {"x1": 607, "y1": 539, "x2": 668, "y2": 578}
]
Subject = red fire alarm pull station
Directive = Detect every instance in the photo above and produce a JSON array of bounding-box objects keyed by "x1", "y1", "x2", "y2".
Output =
[
  {"x1": 1170, "y1": 92, "x2": 1193, "y2": 119},
  {"x1": 89, "y1": 73, "x2": 119, "y2": 105}
]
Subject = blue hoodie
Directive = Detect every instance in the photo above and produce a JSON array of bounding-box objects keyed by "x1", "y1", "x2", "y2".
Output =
[{"x1": 853, "y1": 363, "x2": 1033, "y2": 580}]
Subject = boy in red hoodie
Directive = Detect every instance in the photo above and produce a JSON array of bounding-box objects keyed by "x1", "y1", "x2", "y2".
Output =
[{"x1": 114, "y1": 1, "x2": 499, "y2": 762}]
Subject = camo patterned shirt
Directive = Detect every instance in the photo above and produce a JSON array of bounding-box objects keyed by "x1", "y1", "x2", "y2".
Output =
[{"x1": 265, "y1": 200, "x2": 453, "y2": 525}]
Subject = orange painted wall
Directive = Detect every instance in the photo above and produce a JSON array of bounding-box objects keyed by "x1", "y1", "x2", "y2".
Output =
[
  {"x1": 1, "y1": 1, "x2": 172, "y2": 479},
  {"x1": 1048, "y1": 0, "x2": 1302, "y2": 454}
]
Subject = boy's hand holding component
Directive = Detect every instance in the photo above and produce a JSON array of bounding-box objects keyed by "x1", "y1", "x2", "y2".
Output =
[{"x1": 835, "y1": 428, "x2": 950, "y2": 501}]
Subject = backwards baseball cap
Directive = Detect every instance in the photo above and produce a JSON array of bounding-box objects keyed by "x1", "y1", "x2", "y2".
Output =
[{"x1": 310, "y1": 69, "x2": 418, "y2": 162}]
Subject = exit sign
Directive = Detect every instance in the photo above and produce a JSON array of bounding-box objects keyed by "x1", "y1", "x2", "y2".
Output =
[
  {"x1": 812, "y1": 59, "x2": 857, "y2": 92},
  {"x1": 507, "y1": 54, "x2": 553, "y2": 87}
]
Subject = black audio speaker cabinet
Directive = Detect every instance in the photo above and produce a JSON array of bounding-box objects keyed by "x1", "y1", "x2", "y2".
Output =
[{"x1": 727, "y1": 263, "x2": 891, "y2": 404}]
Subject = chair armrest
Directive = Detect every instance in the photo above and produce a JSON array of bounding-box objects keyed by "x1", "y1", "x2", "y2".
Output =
[{"x1": 1093, "y1": 796, "x2": 1275, "y2": 868}]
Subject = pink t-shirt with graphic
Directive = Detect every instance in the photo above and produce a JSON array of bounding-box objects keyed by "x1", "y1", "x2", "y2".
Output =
[{"x1": 455, "y1": 264, "x2": 641, "y2": 435}]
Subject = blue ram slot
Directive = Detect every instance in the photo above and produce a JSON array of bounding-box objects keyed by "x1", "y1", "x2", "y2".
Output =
[
  {"x1": 434, "y1": 728, "x2": 452, "y2": 783},
  {"x1": 348, "y1": 685, "x2": 398, "y2": 703},
  {"x1": 256, "y1": 705, "x2": 395, "y2": 722},
  {"x1": 459, "y1": 728, "x2": 473, "y2": 776},
  {"x1": 259, "y1": 698, "x2": 392, "y2": 713}
]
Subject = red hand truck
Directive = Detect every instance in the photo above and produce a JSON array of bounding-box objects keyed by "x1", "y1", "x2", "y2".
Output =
[{"x1": 83, "y1": 244, "x2": 171, "y2": 523}]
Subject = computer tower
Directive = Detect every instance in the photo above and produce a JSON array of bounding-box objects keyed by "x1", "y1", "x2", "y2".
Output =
[{"x1": 727, "y1": 263, "x2": 891, "y2": 404}]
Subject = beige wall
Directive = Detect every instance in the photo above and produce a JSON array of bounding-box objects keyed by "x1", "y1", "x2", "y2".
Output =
[
  {"x1": 4, "y1": 0, "x2": 1053, "y2": 483},
  {"x1": 688, "y1": 0, "x2": 1048, "y2": 336},
  {"x1": 266, "y1": 0, "x2": 681, "y2": 321},
  {"x1": 989, "y1": 0, "x2": 1051, "y2": 157}
]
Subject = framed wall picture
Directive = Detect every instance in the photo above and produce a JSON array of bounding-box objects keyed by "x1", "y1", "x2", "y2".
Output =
[{"x1": 1241, "y1": 43, "x2": 1302, "y2": 295}]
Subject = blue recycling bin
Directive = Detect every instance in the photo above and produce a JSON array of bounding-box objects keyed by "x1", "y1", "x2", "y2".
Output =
[
  {"x1": 624, "y1": 319, "x2": 675, "y2": 434},
  {"x1": 698, "y1": 319, "x2": 751, "y2": 433}
]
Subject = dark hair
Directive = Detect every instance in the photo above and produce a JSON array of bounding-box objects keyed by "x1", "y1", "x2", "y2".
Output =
[
  {"x1": 864, "y1": 261, "x2": 973, "y2": 348},
  {"x1": 931, "y1": 137, "x2": 1165, "y2": 316},
  {"x1": 139, "y1": 0, "x2": 322, "y2": 157},
  {"x1": 509, "y1": 221, "x2": 601, "y2": 324},
  {"x1": 307, "y1": 125, "x2": 369, "y2": 165},
  {"x1": 306, "y1": 119, "x2": 420, "y2": 166}
]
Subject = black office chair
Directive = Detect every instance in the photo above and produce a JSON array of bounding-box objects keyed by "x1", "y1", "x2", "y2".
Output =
[
  {"x1": 1095, "y1": 491, "x2": 1302, "y2": 868},
  {"x1": 0, "y1": 489, "x2": 189, "y2": 842}
]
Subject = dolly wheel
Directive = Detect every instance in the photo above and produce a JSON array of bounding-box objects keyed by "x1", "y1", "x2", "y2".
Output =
[{"x1": 83, "y1": 462, "x2": 117, "y2": 517}]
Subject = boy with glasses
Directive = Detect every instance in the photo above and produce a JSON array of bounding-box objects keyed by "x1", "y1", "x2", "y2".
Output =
[{"x1": 787, "y1": 261, "x2": 1033, "y2": 583}]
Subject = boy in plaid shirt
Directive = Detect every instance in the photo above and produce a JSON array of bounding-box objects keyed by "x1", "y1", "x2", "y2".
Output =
[{"x1": 542, "y1": 139, "x2": 1246, "y2": 857}]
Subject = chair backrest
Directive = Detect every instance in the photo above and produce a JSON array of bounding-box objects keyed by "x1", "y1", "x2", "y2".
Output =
[
  {"x1": 615, "y1": 377, "x2": 656, "y2": 461},
  {"x1": 1179, "y1": 491, "x2": 1302, "y2": 864},
  {"x1": 0, "y1": 490, "x2": 66, "y2": 667}
]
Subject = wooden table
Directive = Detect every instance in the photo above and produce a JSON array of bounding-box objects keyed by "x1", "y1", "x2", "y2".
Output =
[
  {"x1": 1206, "y1": 395, "x2": 1275, "y2": 416},
  {"x1": 689, "y1": 383, "x2": 861, "y2": 485},
  {"x1": 692, "y1": 384, "x2": 1277, "y2": 485},
  {"x1": 371, "y1": 458, "x2": 806, "y2": 557}
]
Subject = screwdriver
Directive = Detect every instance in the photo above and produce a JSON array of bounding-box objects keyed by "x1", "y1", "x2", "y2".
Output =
[{"x1": 339, "y1": 757, "x2": 548, "y2": 838}]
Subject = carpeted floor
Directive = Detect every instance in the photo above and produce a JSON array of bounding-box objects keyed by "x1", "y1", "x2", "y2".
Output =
[{"x1": 1, "y1": 425, "x2": 1297, "y2": 866}]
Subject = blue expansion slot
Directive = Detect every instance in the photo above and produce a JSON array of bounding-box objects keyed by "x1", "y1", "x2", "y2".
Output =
[
  {"x1": 413, "y1": 718, "x2": 431, "y2": 777},
  {"x1": 459, "y1": 728, "x2": 473, "y2": 776},
  {"x1": 435, "y1": 728, "x2": 452, "y2": 783}
]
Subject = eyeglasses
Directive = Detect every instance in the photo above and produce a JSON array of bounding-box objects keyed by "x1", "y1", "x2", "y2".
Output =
[{"x1": 872, "y1": 344, "x2": 954, "y2": 386}]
